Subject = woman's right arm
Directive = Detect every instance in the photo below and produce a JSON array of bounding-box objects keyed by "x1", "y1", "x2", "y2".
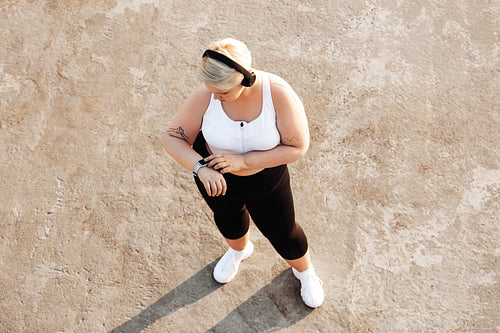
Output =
[{"x1": 161, "y1": 85, "x2": 227, "y2": 196}]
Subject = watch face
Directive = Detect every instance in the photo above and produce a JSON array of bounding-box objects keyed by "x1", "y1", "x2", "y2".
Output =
[{"x1": 194, "y1": 159, "x2": 207, "y2": 176}]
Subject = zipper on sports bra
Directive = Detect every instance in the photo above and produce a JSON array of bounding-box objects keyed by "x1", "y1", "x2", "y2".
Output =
[{"x1": 240, "y1": 122, "x2": 245, "y2": 152}]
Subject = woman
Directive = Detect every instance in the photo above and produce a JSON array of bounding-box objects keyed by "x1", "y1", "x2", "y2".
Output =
[{"x1": 161, "y1": 38, "x2": 324, "y2": 308}]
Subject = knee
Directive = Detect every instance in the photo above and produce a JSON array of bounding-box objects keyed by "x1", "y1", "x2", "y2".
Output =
[
  {"x1": 214, "y1": 209, "x2": 250, "y2": 239},
  {"x1": 268, "y1": 225, "x2": 308, "y2": 260}
]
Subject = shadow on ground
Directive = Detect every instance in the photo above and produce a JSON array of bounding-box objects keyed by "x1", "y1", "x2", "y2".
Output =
[
  {"x1": 207, "y1": 269, "x2": 313, "y2": 332},
  {"x1": 110, "y1": 260, "x2": 221, "y2": 333},
  {"x1": 110, "y1": 263, "x2": 312, "y2": 332}
]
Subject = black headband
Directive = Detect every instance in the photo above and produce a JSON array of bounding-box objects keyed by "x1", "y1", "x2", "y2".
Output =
[{"x1": 202, "y1": 49, "x2": 256, "y2": 87}]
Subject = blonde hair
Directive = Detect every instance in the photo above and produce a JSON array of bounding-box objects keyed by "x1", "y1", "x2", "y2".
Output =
[{"x1": 200, "y1": 38, "x2": 252, "y2": 90}]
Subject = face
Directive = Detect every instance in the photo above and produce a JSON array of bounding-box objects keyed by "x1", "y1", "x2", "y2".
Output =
[{"x1": 204, "y1": 82, "x2": 245, "y2": 103}]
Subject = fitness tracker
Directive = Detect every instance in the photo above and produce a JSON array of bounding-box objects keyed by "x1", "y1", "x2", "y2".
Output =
[{"x1": 193, "y1": 159, "x2": 208, "y2": 177}]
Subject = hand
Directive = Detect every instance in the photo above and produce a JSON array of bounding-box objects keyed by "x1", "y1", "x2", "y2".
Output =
[
  {"x1": 197, "y1": 166, "x2": 227, "y2": 196},
  {"x1": 205, "y1": 153, "x2": 248, "y2": 174}
]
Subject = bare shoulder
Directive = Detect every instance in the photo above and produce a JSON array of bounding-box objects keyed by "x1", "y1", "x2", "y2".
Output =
[
  {"x1": 182, "y1": 84, "x2": 212, "y2": 114},
  {"x1": 266, "y1": 72, "x2": 304, "y2": 113},
  {"x1": 267, "y1": 72, "x2": 293, "y2": 95}
]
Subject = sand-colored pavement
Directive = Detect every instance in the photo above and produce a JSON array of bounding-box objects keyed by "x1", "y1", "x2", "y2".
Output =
[{"x1": 1, "y1": 1, "x2": 499, "y2": 332}]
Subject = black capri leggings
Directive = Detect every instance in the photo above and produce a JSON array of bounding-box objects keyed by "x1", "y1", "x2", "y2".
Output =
[{"x1": 192, "y1": 132, "x2": 308, "y2": 260}]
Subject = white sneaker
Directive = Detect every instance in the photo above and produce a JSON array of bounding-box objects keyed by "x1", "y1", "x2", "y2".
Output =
[
  {"x1": 213, "y1": 241, "x2": 254, "y2": 283},
  {"x1": 292, "y1": 267, "x2": 324, "y2": 308}
]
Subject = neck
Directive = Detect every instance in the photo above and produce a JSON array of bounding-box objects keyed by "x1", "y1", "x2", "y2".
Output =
[{"x1": 236, "y1": 72, "x2": 260, "y2": 102}]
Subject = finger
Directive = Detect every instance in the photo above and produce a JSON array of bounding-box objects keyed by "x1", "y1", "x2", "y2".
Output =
[
  {"x1": 206, "y1": 154, "x2": 223, "y2": 161},
  {"x1": 208, "y1": 158, "x2": 224, "y2": 168},
  {"x1": 215, "y1": 180, "x2": 223, "y2": 196},
  {"x1": 203, "y1": 182, "x2": 209, "y2": 196},
  {"x1": 204, "y1": 154, "x2": 216, "y2": 161},
  {"x1": 217, "y1": 161, "x2": 231, "y2": 171},
  {"x1": 204, "y1": 182, "x2": 210, "y2": 196},
  {"x1": 221, "y1": 177, "x2": 227, "y2": 196},
  {"x1": 209, "y1": 182, "x2": 217, "y2": 197},
  {"x1": 211, "y1": 161, "x2": 221, "y2": 170},
  {"x1": 219, "y1": 178, "x2": 226, "y2": 196},
  {"x1": 221, "y1": 166, "x2": 232, "y2": 174},
  {"x1": 211, "y1": 178, "x2": 219, "y2": 196}
]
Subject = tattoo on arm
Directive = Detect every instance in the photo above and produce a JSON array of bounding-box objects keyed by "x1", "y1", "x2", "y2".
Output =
[
  {"x1": 167, "y1": 126, "x2": 189, "y2": 143},
  {"x1": 281, "y1": 133, "x2": 301, "y2": 146}
]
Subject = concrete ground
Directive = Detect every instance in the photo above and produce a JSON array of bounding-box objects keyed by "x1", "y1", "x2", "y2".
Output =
[{"x1": 1, "y1": 0, "x2": 499, "y2": 332}]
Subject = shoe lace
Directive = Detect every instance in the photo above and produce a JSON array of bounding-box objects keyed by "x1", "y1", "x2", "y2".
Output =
[
  {"x1": 222, "y1": 249, "x2": 242, "y2": 269},
  {"x1": 304, "y1": 272, "x2": 323, "y2": 293}
]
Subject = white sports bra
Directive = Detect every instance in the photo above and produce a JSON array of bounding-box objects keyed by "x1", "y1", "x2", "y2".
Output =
[{"x1": 201, "y1": 72, "x2": 281, "y2": 154}]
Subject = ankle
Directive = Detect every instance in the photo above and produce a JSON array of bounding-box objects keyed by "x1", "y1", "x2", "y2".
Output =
[
  {"x1": 293, "y1": 266, "x2": 314, "y2": 276},
  {"x1": 230, "y1": 245, "x2": 247, "y2": 252},
  {"x1": 230, "y1": 240, "x2": 251, "y2": 253}
]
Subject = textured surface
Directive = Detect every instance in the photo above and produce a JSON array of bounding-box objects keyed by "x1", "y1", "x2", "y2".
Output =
[{"x1": 1, "y1": 1, "x2": 499, "y2": 332}]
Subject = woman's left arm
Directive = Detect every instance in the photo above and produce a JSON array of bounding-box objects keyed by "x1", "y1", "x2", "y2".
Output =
[
  {"x1": 206, "y1": 75, "x2": 310, "y2": 173},
  {"x1": 245, "y1": 76, "x2": 310, "y2": 168}
]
